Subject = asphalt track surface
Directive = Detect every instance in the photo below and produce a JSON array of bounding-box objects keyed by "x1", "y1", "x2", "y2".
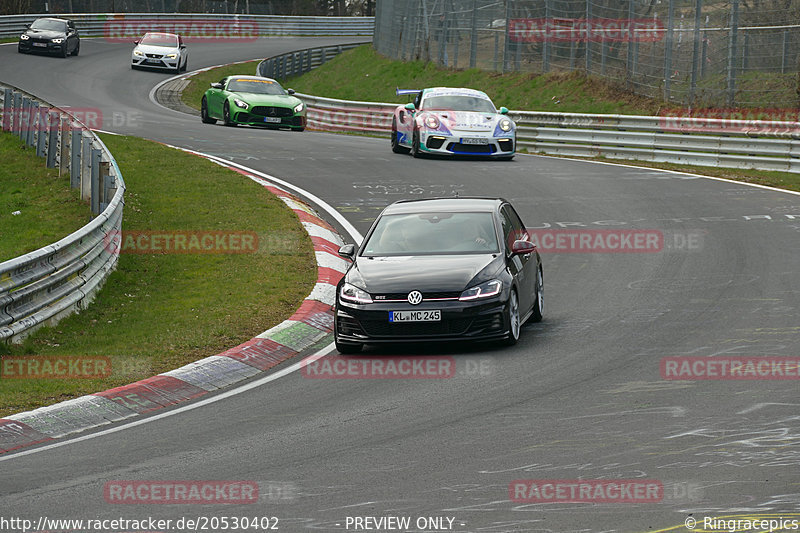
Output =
[{"x1": 2, "y1": 37, "x2": 800, "y2": 533}]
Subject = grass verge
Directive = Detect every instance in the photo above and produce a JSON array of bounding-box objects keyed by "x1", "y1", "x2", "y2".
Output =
[
  {"x1": 181, "y1": 59, "x2": 261, "y2": 111},
  {"x1": 0, "y1": 133, "x2": 316, "y2": 417},
  {"x1": 0, "y1": 132, "x2": 92, "y2": 262}
]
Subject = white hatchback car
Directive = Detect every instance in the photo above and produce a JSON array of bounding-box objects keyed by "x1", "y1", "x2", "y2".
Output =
[{"x1": 131, "y1": 32, "x2": 188, "y2": 73}]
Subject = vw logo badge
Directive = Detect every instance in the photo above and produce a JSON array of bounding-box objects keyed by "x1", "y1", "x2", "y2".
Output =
[{"x1": 407, "y1": 291, "x2": 423, "y2": 305}]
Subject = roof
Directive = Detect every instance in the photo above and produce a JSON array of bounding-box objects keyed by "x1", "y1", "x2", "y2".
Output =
[
  {"x1": 421, "y1": 87, "x2": 492, "y2": 99},
  {"x1": 383, "y1": 197, "x2": 507, "y2": 214}
]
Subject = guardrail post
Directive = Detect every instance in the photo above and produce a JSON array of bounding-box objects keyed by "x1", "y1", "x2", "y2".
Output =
[
  {"x1": 59, "y1": 113, "x2": 69, "y2": 175},
  {"x1": 321, "y1": 47, "x2": 327, "y2": 65},
  {"x1": 305, "y1": 49, "x2": 311, "y2": 73},
  {"x1": 12, "y1": 92, "x2": 22, "y2": 137},
  {"x1": 36, "y1": 105, "x2": 47, "y2": 158},
  {"x1": 70, "y1": 127, "x2": 81, "y2": 189},
  {"x1": 101, "y1": 160, "x2": 113, "y2": 212},
  {"x1": 21, "y1": 97, "x2": 31, "y2": 143},
  {"x1": 91, "y1": 147, "x2": 101, "y2": 215},
  {"x1": 47, "y1": 111, "x2": 59, "y2": 168},
  {"x1": 27, "y1": 100, "x2": 39, "y2": 147},
  {"x1": 2, "y1": 88, "x2": 11, "y2": 132},
  {"x1": 81, "y1": 132, "x2": 92, "y2": 202}
]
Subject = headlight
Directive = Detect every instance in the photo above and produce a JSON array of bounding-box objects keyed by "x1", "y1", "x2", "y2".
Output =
[
  {"x1": 459, "y1": 279, "x2": 502, "y2": 301},
  {"x1": 424, "y1": 115, "x2": 440, "y2": 129},
  {"x1": 133, "y1": 49, "x2": 144, "y2": 57},
  {"x1": 340, "y1": 283, "x2": 373, "y2": 304},
  {"x1": 20, "y1": 34, "x2": 29, "y2": 40},
  {"x1": 165, "y1": 53, "x2": 178, "y2": 59},
  {"x1": 499, "y1": 118, "x2": 513, "y2": 132},
  {"x1": 51, "y1": 38, "x2": 63, "y2": 43},
  {"x1": 293, "y1": 102, "x2": 304, "y2": 114},
  {"x1": 233, "y1": 99, "x2": 249, "y2": 110}
]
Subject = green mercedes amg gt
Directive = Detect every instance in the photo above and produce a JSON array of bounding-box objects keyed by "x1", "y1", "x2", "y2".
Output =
[{"x1": 201, "y1": 75, "x2": 306, "y2": 131}]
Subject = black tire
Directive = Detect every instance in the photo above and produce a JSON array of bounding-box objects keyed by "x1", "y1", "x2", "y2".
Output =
[
  {"x1": 59, "y1": 44, "x2": 68, "y2": 58},
  {"x1": 17, "y1": 46, "x2": 25, "y2": 54},
  {"x1": 71, "y1": 41, "x2": 79, "y2": 56},
  {"x1": 502, "y1": 289, "x2": 521, "y2": 346},
  {"x1": 295, "y1": 127, "x2": 305, "y2": 132},
  {"x1": 411, "y1": 128, "x2": 422, "y2": 158},
  {"x1": 527, "y1": 266, "x2": 543, "y2": 323},
  {"x1": 181, "y1": 59, "x2": 187, "y2": 72},
  {"x1": 223, "y1": 102, "x2": 235, "y2": 127},
  {"x1": 335, "y1": 337, "x2": 362, "y2": 354},
  {"x1": 201, "y1": 97, "x2": 217, "y2": 124},
  {"x1": 391, "y1": 118, "x2": 410, "y2": 154}
]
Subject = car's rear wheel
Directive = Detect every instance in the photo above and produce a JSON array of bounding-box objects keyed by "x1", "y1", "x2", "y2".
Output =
[
  {"x1": 223, "y1": 102, "x2": 235, "y2": 126},
  {"x1": 502, "y1": 289, "x2": 521, "y2": 346},
  {"x1": 527, "y1": 267, "x2": 543, "y2": 323},
  {"x1": 411, "y1": 128, "x2": 422, "y2": 158},
  {"x1": 335, "y1": 337, "x2": 362, "y2": 354},
  {"x1": 391, "y1": 118, "x2": 410, "y2": 154},
  {"x1": 201, "y1": 97, "x2": 217, "y2": 124}
]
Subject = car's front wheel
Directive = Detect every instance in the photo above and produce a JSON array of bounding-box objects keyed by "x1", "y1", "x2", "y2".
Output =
[
  {"x1": 71, "y1": 41, "x2": 79, "y2": 56},
  {"x1": 59, "y1": 44, "x2": 68, "y2": 58},
  {"x1": 527, "y1": 267, "x2": 543, "y2": 323},
  {"x1": 201, "y1": 97, "x2": 217, "y2": 124},
  {"x1": 391, "y1": 118, "x2": 410, "y2": 154},
  {"x1": 222, "y1": 102, "x2": 235, "y2": 126},
  {"x1": 502, "y1": 289, "x2": 521, "y2": 346},
  {"x1": 411, "y1": 128, "x2": 422, "y2": 158}
]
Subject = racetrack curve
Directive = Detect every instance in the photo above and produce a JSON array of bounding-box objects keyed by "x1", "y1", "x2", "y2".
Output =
[{"x1": 2, "y1": 37, "x2": 800, "y2": 532}]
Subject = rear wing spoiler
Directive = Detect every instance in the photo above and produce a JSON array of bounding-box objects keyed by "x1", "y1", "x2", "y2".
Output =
[{"x1": 396, "y1": 88, "x2": 421, "y2": 96}]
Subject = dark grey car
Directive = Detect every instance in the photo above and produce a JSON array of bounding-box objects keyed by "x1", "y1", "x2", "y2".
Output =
[{"x1": 18, "y1": 18, "x2": 80, "y2": 57}]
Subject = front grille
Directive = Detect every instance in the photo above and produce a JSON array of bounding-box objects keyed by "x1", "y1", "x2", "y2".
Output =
[
  {"x1": 497, "y1": 139, "x2": 514, "y2": 152},
  {"x1": 251, "y1": 106, "x2": 293, "y2": 118},
  {"x1": 361, "y1": 318, "x2": 472, "y2": 337},
  {"x1": 447, "y1": 142, "x2": 494, "y2": 154},
  {"x1": 373, "y1": 291, "x2": 461, "y2": 302},
  {"x1": 145, "y1": 53, "x2": 162, "y2": 58}
]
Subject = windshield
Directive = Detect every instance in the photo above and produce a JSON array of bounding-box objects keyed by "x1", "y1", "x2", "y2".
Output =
[
  {"x1": 140, "y1": 33, "x2": 178, "y2": 47},
  {"x1": 422, "y1": 95, "x2": 497, "y2": 113},
  {"x1": 226, "y1": 78, "x2": 286, "y2": 95},
  {"x1": 30, "y1": 19, "x2": 67, "y2": 32},
  {"x1": 362, "y1": 212, "x2": 500, "y2": 256}
]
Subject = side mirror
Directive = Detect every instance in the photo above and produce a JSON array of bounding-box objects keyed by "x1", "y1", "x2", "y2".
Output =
[
  {"x1": 338, "y1": 244, "x2": 356, "y2": 260},
  {"x1": 180, "y1": 44, "x2": 186, "y2": 49},
  {"x1": 210, "y1": 82, "x2": 223, "y2": 89},
  {"x1": 404, "y1": 103, "x2": 415, "y2": 111},
  {"x1": 499, "y1": 106, "x2": 509, "y2": 115},
  {"x1": 511, "y1": 239, "x2": 535, "y2": 256},
  {"x1": 24, "y1": 23, "x2": 30, "y2": 29},
  {"x1": 134, "y1": 39, "x2": 139, "y2": 44},
  {"x1": 287, "y1": 89, "x2": 296, "y2": 95}
]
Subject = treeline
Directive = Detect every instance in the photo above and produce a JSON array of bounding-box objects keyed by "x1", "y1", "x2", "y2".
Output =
[{"x1": 0, "y1": 0, "x2": 375, "y2": 15}]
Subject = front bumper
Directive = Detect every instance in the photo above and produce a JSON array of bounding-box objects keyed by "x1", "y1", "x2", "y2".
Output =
[
  {"x1": 232, "y1": 110, "x2": 306, "y2": 129},
  {"x1": 335, "y1": 297, "x2": 511, "y2": 344},
  {"x1": 420, "y1": 130, "x2": 515, "y2": 156},
  {"x1": 19, "y1": 40, "x2": 64, "y2": 53},
  {"x1": 132, "y1": 55, "x2": 180, "y2": 70}
]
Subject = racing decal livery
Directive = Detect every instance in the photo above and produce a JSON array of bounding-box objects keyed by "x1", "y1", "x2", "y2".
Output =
[{"x1": 391, "y1": 87, "x2": 516, "y2": 159}]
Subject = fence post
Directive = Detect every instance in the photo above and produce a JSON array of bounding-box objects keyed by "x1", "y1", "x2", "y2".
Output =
[
  {"x1": 502, "y1": 0, "x2": 511, "y2": 72},
  {"x1": 100, "y1": 160, "x2": 112, "y2": 212},
  {"x1": 47, "y1": 111, "x2": 58, "y2": 168},
  {"x1": 70, "y1": 128, "x2": 81, "y2": 189},
  {"x1": 741, "y1": 31, "x2": 749, "y2": 71},
  {"x1": 469, "y1": 0, "x2": 477, "y2": 68},
  {"x1": 91, "y1": 147, "x2": 101, "y2": 215},
  {"x1": 585, "y1": 0, "x2": 591, "y2": 73},
  {"x1": 59, "y1": 114, "x2": 69, "y2": 176},
  {"x1": 12, "y1": 92, "x2": 22, "y2": 137},
  {"x1": 542, "y1": 0, "x2": 550, "y2": 73},
  {"x1": 726, "y1": 0, "x2": 739, "y2": 107},
  {"x1": 663, "y1": 0, "x2": 675, "y2": 102},
  {"x1": 36, "y1": 106, "x2": 47, "y2": 158},
  {"x1": 701, "y1": 20, "x2": 708, "y2": 79},
  {"x1": 81, "y1": 132, "x2": 92, "y2": 202},
  {"x1": 21, "y1": 97, "x2": 32, "y2": 144},
  {"x1": 2, "y1": 88, "x2": 11, "y2": 132},
  {"x1": 689, "y1": 0, "x2": 703, "y2": 106},
  {"x1": 782, "y1": 29, "x2": 790, "y2": 74},
  {"x1": 626, "y1": 0, "x2": 635, "y2": 87}
]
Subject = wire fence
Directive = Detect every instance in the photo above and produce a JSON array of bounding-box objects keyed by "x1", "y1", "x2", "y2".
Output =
[{"x1": 373, "y1": 0, "x2": 800, "y2": 108}]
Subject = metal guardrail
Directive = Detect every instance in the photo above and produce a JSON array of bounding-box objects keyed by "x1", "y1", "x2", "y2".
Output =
[
  {"x1": 0, "y1": 13, "x2": 374, "y2": 39},
  {"x1": 292, "y1": 92, "x2": 800, "y2": 173},
  {"x1": 0, "y1": 83, "x2": 125, "y2": 343},
  {"x1": 257, "y1": 42, "x2": 368, "y2": 81}
]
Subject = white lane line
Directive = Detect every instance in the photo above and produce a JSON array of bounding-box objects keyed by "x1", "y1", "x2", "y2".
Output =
[{"x1": 0, "y1": 345, "x2": 335, "y2": 462}]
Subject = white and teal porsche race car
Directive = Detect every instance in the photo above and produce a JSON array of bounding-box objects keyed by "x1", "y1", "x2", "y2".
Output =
[{"x1": 391, "y1": 87, "x2": 515, "y2": 160}]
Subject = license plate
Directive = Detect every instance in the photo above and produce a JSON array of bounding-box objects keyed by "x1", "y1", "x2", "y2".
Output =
[
  {"x1": 264, "y1": 117, "x2": 281, "y2": 123},
  {"x1": 389, "y1": 310, "x2": 441, "y2": 322},
  {"x1": 144, "y1": 59, "x2": 160, "y2": 64},
  {"x1": 33, "y1": 43, "x2": 47, "y2": 47},
  {"x1": 461, "y1": 137, "x2": 489, "y2": 145}
]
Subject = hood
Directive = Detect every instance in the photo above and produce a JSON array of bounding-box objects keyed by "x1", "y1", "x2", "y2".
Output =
[
  {"x1": 347, "y1": 254, "x2": 503, "y2": 294},
  {"x1": 432, "y1": 111, "x2": 497, "y2": 132},
  {"x1": 24, "y1": 29, "x2": 66, "y2": 39},
  {"x1": 134, "y1": 44, "x2": 179, "y2": 55}
]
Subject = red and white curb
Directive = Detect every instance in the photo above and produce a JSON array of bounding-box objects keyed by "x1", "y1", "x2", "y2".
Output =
[{"x1": 0, "y1": 167, "x2": 349, "y2": 455}]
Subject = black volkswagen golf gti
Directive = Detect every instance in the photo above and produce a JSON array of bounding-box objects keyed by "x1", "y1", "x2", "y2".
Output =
[{"x1": 334, "y1": 198, "x2": 543, "y2": 353}]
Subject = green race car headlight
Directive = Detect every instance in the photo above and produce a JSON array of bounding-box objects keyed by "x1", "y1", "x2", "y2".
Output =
[{"x1": 233, "y1": 99, "x2": 249, "y2": 110}]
